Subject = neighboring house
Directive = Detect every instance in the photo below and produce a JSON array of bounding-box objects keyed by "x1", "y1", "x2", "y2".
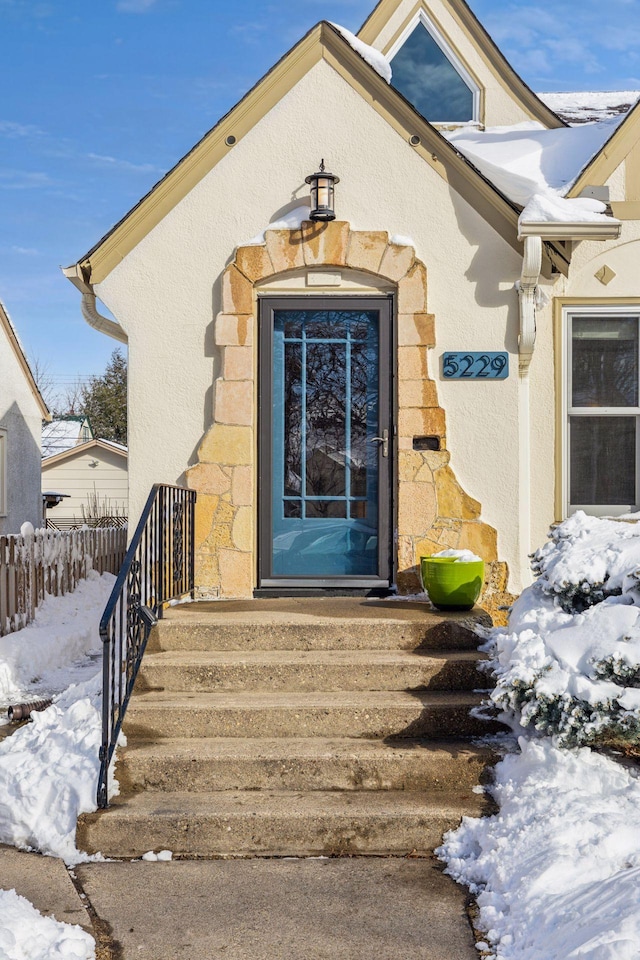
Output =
[
  {"x1": 63, "y1": 0, "x2": 640, "y2": 613},
  {"x1": 41, "y1": 415, "x2": 93, "y2": 459},
  {"x1": 41, "y1": 439, "x2": 128, "y2": 529},
  {"x1": 0, "y1": 301, "x2": 50, "y2": 533}
]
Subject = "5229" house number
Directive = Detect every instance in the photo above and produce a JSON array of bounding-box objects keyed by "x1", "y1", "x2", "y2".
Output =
[{"x1": 442, "y1": 352, "x2": 509, "y2": 380}]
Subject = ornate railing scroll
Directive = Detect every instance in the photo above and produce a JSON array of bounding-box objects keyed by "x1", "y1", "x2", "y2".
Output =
[{"x1": 97, "y1": 484, "x2": 196, "y2": 808}]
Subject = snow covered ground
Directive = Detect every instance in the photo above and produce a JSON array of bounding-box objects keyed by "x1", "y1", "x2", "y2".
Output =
[
  {"x1": 0, "y1": 571, "x2": 116, "y2": 959},
  {"x1": 0, "y1": 888, "x2": 95, "y2": 960},
  {"x1": 439, "y1": 513, "x2": 640, "y2": 959}
]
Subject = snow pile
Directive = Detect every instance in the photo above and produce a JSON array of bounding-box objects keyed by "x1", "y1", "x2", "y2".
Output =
[
  {"x1": 0, "y1": 674, "x2": 111, "y2": 864},
  {"x1": 0, "y1": 572, "x2": 117, "y2": 863},
  {"x1": 242, "y1": 204, "x2": 311, "y2": 246},
  {"x1": 432, "y1": 548, "x2": 482, "y2": 562},
  {"x1": 439, "y1": 737, "x2": 640, "y2": 960},
  {"x1": 482, "y1": 512, "x2": 640, "y2": 747},
  {"x1": 0, "y1": 888, "x2": 95, "y2": 959},
  {"x1": 445, "y1": 118, "x2": 624, "y2": 226},
  {"x1": 0, "y1": 570, "x2": 115, "y2": 712},
  {"x1": 539, "y1": 91, "x2": 640, "y2": 125},
  {"x1": 329, "y1": 23, "x2": 392, "y2": 83}
]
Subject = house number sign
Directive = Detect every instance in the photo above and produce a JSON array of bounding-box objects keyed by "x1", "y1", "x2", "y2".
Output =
[{"x1": 442, "y1": 352, "x2": 509, "y2": 380}]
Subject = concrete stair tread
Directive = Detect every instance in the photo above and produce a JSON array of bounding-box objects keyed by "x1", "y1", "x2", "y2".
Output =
[
  {"x1": 91, "y1": 788, "x2": 489, "y2": 816},
  {"x1": 124, "y1": 736, "x2": 493, "y2": 759},
  {"x1": 77, "y1": 788, "x2": 492, "y2": 857},
  {"x1": 162, "y1": 598, "x2": 488, "y2": 627},
  {"x1": 129, "y1": 690, "x2": 485, "y2": 708},
  {"x1": 141, "y1": 649, "x2": 485, "y2": 666}
]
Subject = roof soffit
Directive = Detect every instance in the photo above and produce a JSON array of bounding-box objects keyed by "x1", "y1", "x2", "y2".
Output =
[
  {"x1": 70, "y1": 21, "x2": 564, "y2": 287},
  {"x1": 358, "y1": 0, "x2": 565, "y2": 130}
]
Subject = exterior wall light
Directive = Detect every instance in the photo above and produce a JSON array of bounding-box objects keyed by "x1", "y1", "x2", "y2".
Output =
[{"x1": 305, "y1": 159, "x2": 340, "y2": 222}]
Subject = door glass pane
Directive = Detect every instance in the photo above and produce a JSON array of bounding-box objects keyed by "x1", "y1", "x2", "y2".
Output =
[
  {"x1": 572, "y1": 317, "x2": 638, "y2": 407},
  {"x1": 570, "y1": 416, "x2": 636, "y2": 505},
  {"x1": 305, "y1": 341, "x2": 346, "y2": 498},
  {"x1": 271, "y1": 309, "x2": 381, "y2": 577},
  {"x1": 284, "y1": 343, "x2": 302, "y2": 495},
  {"x1": 390, "y1": 22, "x2": 474, "y2": 123}
]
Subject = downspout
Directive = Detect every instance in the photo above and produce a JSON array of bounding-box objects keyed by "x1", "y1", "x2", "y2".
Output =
[
  {"x1": 81, "y1": 292, "x2": 128, "y2": 344},
  {"x1": 61, "y1": 264, "x2": 128, "y2": 344},
  {"x1": 516, "y1": 235, "x2": 543, "y2": 589}
]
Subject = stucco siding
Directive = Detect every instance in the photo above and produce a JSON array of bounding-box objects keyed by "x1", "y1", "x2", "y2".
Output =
[{"x1": 0, "y1": 332, "x2": 43, "y2": 533}]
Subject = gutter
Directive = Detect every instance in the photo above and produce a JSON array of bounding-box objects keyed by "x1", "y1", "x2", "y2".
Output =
[
  {"x1": 518, "y1": 220, "x2": 621, "y2": 241},
  {"x1": 61, "y1": 265, "x2": 127, "y2": 344}
]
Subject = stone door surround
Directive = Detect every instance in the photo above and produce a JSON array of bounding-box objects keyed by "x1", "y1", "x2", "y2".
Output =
[{"x1": 186, "y1": 220, "x2": 513, "y2": 621}]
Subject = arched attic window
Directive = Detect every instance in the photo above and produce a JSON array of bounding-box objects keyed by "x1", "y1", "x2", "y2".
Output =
[{"x1": 388, "y1": 12, "x2": 480, "y2": 124}]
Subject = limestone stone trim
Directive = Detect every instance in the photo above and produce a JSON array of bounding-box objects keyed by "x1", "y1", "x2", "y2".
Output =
[{"x1": 187, "y1": 221, "x2": 511, "y2": 616}]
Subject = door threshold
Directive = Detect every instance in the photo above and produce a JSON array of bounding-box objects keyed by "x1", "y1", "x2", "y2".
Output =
[{"x1": 254, "y1": 587, "x2": 396, "y2": 599}]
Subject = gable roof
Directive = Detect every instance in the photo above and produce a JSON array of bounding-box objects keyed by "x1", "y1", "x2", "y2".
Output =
[
  {"x1": 41, "y1": 415, "x2": 93, "y2": 458},
  {"x1": 41, "y1": 437, "x2": 128, "y2": 468},
  {"x1": 65, "y1": 20, "x2": 541, "y2": 289},
  {"x1": 358, "y1": 0, "x2": 565, "y2": 130},
  {"x1": 567, "y1": 97, "x2": 640, "y2": 199},
  {"x1": 0, "y1": 300, "x2": 50, "y2": 420}
]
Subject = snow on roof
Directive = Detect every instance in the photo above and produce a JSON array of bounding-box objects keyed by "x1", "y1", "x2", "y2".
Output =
[
  {"x1": 539, "y1": 91, "x2": 640, "y2": 125},
  {"x1": 329, "y1": 22, "x2": 392, "y2": 83},
  {"x1": 41, "y1": 419, "x2": 85, "y2": 458},
  {"x1": 444, "y1": 116, "x2": 626, "y2": 226},
  {"x1": 97, "y1": 438, "x2": 128, "y2": 453}
]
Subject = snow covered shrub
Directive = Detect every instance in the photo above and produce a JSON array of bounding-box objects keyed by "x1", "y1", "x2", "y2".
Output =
[{"x1": 483, "y1": 512, "x2": 640, "y2": 747}]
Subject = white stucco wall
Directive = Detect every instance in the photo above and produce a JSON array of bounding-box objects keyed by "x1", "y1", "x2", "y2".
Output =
[
  {"x1": 0, "y1": 331, "x2": 44, "y2": 533},
  {"x1": 42, "y1": 447, "x2": 128, "y2": 522},
  {"x1": 94, "y1": 58, "x2": 534, "y2": 588},
  {"x1": 365, "y1": 0, "x2": 543, "y2": 128}
]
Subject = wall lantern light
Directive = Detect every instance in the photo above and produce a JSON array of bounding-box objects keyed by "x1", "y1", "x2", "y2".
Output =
[{"x1": 305, "y1": 159, "x2": 340, "y2": 222}]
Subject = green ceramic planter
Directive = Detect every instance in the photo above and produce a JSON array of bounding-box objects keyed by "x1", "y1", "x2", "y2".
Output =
[{"x1": 420, "y1": 556, "x2": 484, "y2": 611}]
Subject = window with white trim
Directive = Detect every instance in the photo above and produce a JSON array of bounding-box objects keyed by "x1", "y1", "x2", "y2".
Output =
[
  {"x1": 565, "y1": 307, "x2": 640, "y2": 516},
  {"x1": 0, "y1": 428, "x2": 6, "y2": 517},
  {"x1": 387, "y1": 11, "x2": 480, "y2": 124}
]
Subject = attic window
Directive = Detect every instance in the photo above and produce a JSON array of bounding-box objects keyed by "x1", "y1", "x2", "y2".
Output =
[{"x1": 388, "y1": 14, "x2": 479, "y2": 124}]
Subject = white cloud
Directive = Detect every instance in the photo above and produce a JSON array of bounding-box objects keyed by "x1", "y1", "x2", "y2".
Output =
[
  {"x1": 116, "y1": 0, "x2": 159, "y2": 11},
  {"x1": 11, "y1": 245, "x2": 40, "y2": 255},
  {"x1": 0, "y1": 170, "x2": 51, "y2": 189},
  {"x1": 87, "y1": 152, "x2": 164, "y2": 174},
  {"x1": 0, "y1": 120, "x2": 44, "y2": 138}
]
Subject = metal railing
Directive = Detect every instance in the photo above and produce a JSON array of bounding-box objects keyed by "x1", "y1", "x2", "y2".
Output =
[{"x1": 97, "y1": 484, "x2": 196, "y2": 807}]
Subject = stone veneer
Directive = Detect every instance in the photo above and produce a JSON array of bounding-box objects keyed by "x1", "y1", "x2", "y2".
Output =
[{"x1": 187, "y1": 221, "x2": 515, "y2": 623}]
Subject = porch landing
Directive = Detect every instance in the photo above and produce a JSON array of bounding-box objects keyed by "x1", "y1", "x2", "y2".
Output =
[{"x1": 78, "y1": 599, "x2": 499, "y2": 859}]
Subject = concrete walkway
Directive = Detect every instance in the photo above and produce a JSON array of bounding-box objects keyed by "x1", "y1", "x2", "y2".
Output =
[{"x1": 1, "y1": 846, "x2": 479, "y2": 959}]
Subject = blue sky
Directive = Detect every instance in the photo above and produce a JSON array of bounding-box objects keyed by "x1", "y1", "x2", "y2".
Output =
[{"x1": 1, "y1": 0, "x2": 639, "y2": 400}]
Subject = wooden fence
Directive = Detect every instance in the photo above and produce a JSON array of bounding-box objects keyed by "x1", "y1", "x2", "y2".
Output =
[{"x1": 0, "y1": 526, "x2": 127, "y2": 637}]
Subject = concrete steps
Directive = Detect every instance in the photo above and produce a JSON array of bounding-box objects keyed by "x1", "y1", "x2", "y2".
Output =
[
  {"x1": 123, "y1": 690, "x2": 495, "y2": 740},
  {"x1": 118, "y1": 738, "x2": 495, "y2": 794},
  {"x1": 136, "y1": 649, "x2": 486, "y2": 693},
  {"x1": 77, "y1": 789, "x2": 493, "y2": 858},
  {"x1": 78, "y1": 599, "x2": 498, "y2": 858}
]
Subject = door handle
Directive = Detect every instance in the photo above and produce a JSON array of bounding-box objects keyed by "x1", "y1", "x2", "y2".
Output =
[{"x1": 369, "y1": 429, "x2": 389, "y2": 458}]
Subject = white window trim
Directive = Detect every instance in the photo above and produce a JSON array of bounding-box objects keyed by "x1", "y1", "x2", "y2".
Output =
[
  {"x1": 385, "y1": 9, "x2": 482, "y2": 125},
  {"x1": 562, "y1": 304, "x2": 640, "y2": 518},
  {"x1": 0, "y1": 428, "x2": 6, "y2": 517}
]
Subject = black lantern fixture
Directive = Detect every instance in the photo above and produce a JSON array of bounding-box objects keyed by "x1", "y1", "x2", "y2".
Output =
[{"x1": 305, "y1": 159, "x2": 340, "y2": 222}]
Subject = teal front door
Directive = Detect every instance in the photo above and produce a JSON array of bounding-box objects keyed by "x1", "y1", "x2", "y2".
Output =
[{"x1": 259, "y1": 297, "x2": 392, "y2": 589}]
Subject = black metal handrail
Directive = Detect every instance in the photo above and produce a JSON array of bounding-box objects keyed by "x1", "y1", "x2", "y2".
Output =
[{"x1": 97, "y1": 483, "x2": 196, "y2": 807}]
